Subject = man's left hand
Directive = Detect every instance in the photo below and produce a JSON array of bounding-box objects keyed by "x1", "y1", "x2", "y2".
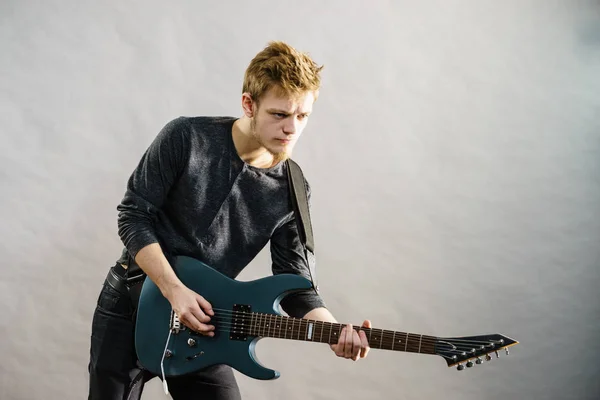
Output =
[{"x1": 330, "y1": 320, "x2": 371, "y2": 361}]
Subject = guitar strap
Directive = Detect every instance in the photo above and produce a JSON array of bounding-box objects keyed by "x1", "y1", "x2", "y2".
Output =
[{"x1": 285, "y1": 159, "x2": 319, "y2": 294}]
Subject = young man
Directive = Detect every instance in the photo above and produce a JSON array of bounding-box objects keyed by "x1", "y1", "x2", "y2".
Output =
[{"x1": 88, "y1": 41, "x2": 371, "y2": 400}]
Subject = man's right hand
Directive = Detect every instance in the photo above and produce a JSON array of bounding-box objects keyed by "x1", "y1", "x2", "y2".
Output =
[
  {"x1": 165, "y1": 285, "x2": 215, "y2": 336},
  {"x1": 132, "y1": 244, "x2": 216, "y2": 336}
]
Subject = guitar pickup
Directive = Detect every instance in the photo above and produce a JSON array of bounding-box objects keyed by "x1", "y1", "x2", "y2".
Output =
[{"x1": 229, "y1": 304, "x2": 251, "y2": 341}]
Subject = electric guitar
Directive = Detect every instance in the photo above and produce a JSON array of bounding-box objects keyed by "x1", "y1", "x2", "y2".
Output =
[{"x1": 135, "y1": 256, "x2": 518, "y2": 379}]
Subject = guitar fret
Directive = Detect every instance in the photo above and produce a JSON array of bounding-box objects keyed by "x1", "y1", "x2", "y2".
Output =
[
  {"x1": 319, "y1": 321, "x2": 324, "y2": 343},
  {"x1": 277, "y1": 315, "x2": 282, "y2": 338},
  {"x1": 304, "y1": 320, "x2": 309, "y2": 340},
  {"x1": 334, "y1": 324, "x2": 342, "y2": 343},
  {"x1": 418, "y1": 334, "x2": 423, "y2": 353},
  {"x1": 265, "y1": 314, "x2": 270, "y2": 337},
  {"x1": 380, "y1": 329, "x2": 388, "y2": 350},
  {"x1": 305, "y1": 321, "x2": 309, "y2": 340},
  {"x1": 394, "y1": 331, "x2": 404, "y2": 350},
  {"x1": 385, "y1": 330, "x2": 394, "y2": 350},
  {"x1": 370, "y1": 329, "x2": 379, "y2": 349},
  {"x1": 406, "y1": 333, "x2": 419, "y2": 353},
  {"x1": 266, "y1": 314, "x2": 273, "y2": 337},
  {"x1": 404, "y1": 332, "x2": 408, "y2": 352},
  {"x1": 292, "y1": 318, "x2": 297, "y2": 339},
  {"x1": 264, "y1": 314, "x2": 268, "y2": 337},
  {"x1": 293, "y1": 318, "x2": 300, "y2": 339},
  {"x1": 392, "y1": 331, "x2": 396, "y2": 350}
]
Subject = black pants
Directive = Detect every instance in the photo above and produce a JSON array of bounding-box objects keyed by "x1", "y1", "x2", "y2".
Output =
[{"x1": 88, "y1": 264, "x2": 241, "y2": 400}]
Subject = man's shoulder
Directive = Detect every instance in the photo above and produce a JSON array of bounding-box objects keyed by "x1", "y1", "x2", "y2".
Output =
[
  {"x1": 183, "y1": 115, "x2": 237, "y2": 133},
  {"x1": 158, "y1": 115, "x2": 236, "y2": 148},
  {"x1": 161, "y1": 115, "x2": 236, "y2": 134}
]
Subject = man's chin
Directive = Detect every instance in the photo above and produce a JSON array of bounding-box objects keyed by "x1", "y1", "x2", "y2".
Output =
[
  {"x1": 268, "y1": 147, "x2": 292, "y2": 163},
  {"x1": 272, "y1": 151, "x2": 291, "y2": 163}
]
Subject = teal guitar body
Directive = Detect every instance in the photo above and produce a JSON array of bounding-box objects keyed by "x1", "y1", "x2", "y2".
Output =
[{"x1": 134, "y1": 256, "x2": 312, "y2": 379}]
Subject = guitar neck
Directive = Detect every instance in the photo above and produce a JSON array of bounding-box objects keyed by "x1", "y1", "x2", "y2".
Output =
[{"x1": 249, "y1": 313, "x2": 436, "y2": 354}]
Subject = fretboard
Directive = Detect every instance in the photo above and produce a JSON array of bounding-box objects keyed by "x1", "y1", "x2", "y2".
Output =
[{"x1": 248, "y1": 313, "x2": 436, "y2": 354}]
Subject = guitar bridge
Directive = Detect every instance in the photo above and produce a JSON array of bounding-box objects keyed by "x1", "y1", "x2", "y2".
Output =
[
  {"x1": 170, "y1": 310, "x2": 185, "y2": 334},
  {"x1": 229, "y1": 304, "x2": 251, "y2": 341}
]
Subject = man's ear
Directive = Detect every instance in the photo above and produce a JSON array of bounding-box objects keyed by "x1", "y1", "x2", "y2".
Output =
[{"x1": 241, "y1": 93, "x2": 255, "y2": 118}]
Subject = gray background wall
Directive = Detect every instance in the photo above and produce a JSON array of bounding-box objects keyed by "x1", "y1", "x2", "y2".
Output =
[{"x1": 1, "y1": 1, "x2": 599, "y2": 399}]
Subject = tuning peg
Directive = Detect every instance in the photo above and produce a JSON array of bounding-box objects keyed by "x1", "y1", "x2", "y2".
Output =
[
  {"x1": 505, "y1": 348, "x2": 510, "y2": 356},
  {"x1": 495, "y1": 351, "x2": 500, "y2": 358},
  {"x1": 485, "y1": 354, "x2": 492, "y2": 361},
  {"x1": 466, "y1": 361, "x2": 474, "y2": 368},
  {"x1": 457, "y1": 364, "x2": 465, "y2": 371},
  {"x1": 476, "y1": 357, "x2": 483, "y2": 365}
]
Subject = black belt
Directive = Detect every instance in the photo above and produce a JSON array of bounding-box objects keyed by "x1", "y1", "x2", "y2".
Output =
[
  {"x1": 105, "y1": 264, "x2": 146, "y2": 310},
  {"x1": 105, "y1": 266, "x2": 130, "y2": 296}
]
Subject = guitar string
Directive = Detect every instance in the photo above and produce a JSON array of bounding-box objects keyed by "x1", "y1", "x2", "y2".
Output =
[
  {"x1": 202, "y1": 313, "x2": 435, "y2": 343},
  {"x1": 200, "y1": 313, "x2": 489, "y2": 348},
  {"x1": 186, "y1": 311, "x2": 431, "y2": 338},
  {"x1": 208, "y1": 308, "x2": 435, "y2": 340},
  {"x1": 177, "y1": 313, "x2": 439, "y2": 349},
  {"x1": 185, "y1": 325, "x2": 434, "y2": 352},
  {"x1": 209, "y1": 308, "x2": 497, "y2": 344},
  {"x1": 187, "y1": 309, "x2": 493, "y2": 348},
  {"x1": 199, "y1": 318, "x2": 492, "y2": 349}
]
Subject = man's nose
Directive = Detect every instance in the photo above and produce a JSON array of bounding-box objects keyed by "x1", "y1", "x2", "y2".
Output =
[{"x1": 283, "y1": 117, "x2": 299, "y2": 135}]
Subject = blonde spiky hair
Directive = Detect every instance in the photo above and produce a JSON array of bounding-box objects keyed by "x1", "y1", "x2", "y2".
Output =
[{"x1": 242, "y1": 41, "x2": 323, "y2": 103}]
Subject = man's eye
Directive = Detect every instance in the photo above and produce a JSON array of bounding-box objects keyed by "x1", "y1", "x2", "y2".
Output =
[{"x1": 275, "y1": 113, "x2": 287, "y2": 118}]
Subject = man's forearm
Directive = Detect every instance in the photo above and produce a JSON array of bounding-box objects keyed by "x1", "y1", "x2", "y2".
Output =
[
  {"x1": 134, "y1": 243, "x2": 182, "y2": 300},
  {"x1": 303, "y1": 307, "x2": 338, "y2": 323}
]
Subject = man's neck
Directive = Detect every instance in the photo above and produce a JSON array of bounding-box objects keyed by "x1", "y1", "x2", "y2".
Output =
[{"x1": 232, "y1": 117, "x2": 276, "y2": 169}]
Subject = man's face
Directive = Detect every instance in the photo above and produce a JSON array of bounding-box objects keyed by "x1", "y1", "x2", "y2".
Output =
[{"x1": 250, "y1": 87, "x2": 315, "y2": 162}]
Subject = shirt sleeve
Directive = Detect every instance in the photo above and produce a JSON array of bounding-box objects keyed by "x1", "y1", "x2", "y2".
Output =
[
  {"x1": 117, "y1": 117, "x2": 191, "y2": 258},
  {"x1": 270, "y1": 181, "x2": 327, "y2": 318}
]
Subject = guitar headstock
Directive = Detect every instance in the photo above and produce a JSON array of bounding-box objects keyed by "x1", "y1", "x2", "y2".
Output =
[{"x1": 435, "y1": 334, "x2": 519, "y2": 370}]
